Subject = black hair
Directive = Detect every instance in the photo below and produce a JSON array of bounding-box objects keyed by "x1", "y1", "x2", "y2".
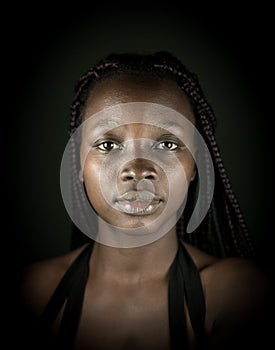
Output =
[{"x1": 68, "y1": 51, "x2": 254, "y2": 259}]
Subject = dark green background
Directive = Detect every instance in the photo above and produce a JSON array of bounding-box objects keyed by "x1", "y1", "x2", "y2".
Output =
[{"x1": 5, "y1": 4, "x2": 272, "y2": 267}]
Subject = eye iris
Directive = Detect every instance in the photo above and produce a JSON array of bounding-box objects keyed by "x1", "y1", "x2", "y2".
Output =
[
  {"x1": 103, "y1": 141, "x2": 114, "y2": 150},
  {"x1": 164, "y1": 141, "x2": 174, "y2": 149}
]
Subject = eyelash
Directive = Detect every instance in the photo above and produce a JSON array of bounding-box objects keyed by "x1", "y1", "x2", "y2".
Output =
[
  {"x1": 95, "y1": 141, "x2": 122, "y2": 152},
  {"x1": 156, "y1": 141, "x2": 179, "y2": 151},
  {"x1": 93, "y1": 139, "x2": 185, "y2": 153}
]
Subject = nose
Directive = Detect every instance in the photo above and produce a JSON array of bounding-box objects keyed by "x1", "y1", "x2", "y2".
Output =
[{"x1": 119, "y1": 159, "x2": 158, "y2": 182}]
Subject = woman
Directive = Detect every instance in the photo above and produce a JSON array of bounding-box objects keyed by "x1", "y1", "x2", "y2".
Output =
[{"x1": 20, "y1": 52, "x2": 270, "y2": 349}]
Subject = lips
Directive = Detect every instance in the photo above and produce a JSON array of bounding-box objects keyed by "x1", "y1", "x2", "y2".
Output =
[{"x1": 115, "y1": 190, "x2": 162, "y2": 215}]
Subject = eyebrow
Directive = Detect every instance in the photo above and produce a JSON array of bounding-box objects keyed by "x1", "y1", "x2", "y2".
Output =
[
  {"x1": 84, "y1": 119, "x2": 121, "y2": 134},
  {"x1": 155, "y1": 121, "x2": 182, "y2": 130},
  {"x1": 85, "y1": 119, "x2": 184, "y2": 136},
  {"x1": 94, "y1": 119, "x2": 121, "y2": 129}
]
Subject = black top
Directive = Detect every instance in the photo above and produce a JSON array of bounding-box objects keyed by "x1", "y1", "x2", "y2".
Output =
[{"x1": 39, "y1": 240, "x2": 206, "y2": 349}]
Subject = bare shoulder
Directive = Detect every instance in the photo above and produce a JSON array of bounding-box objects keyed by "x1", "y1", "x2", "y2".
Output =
[
  {"x1": 182, "y1": 240, "x2": 269, "y2": 302},
  {"x1": 182, "y1": 240, "x2": 271, "y2": 348},
  {"x1": 201, "y1": 255, "x2": 270, "y2": 310},
  {"x1": 19, "y1": 244, "x2": 89, "y2": 317},
  {"x1": 182, "y1": 240, "x2": 220, "y2": 270},
  {"x1": 204, "y1": 257, "x2": 270, "y2": 348}
]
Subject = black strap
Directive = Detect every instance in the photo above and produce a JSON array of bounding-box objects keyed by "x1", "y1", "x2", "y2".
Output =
[
  {"x1": 40, "y1": 242, "x2": 93, "y2": 348},
  {"x1": 179, "y1": 242, "x2": 206, "y2": 342},
  {"x1": 40, "y1": 239, "x2": 205, "y2": 349},
  {"x1": 168, "y1": 246, "x2": 187, "y2": 349},
  {"x1": 168, "y1": 242, "x2": 206, "y2": 349}
]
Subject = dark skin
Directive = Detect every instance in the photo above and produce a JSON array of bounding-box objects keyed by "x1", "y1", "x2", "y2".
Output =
[{"x1": 20, "y1": 76, "x2": 269, "y2": 350}]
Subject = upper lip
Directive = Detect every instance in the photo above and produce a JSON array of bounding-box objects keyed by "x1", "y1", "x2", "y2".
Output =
[{"x1": 116, "y1": 190, "x2": 161, "y2": 202}]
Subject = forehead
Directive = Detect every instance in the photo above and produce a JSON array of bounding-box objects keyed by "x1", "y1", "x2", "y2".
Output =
[
  {"x1": 83, "y1": 74, "x2": 195, "y2": 124},
  {"x1": 82, "y1": 101, "x2": 196, "y2": 148}
]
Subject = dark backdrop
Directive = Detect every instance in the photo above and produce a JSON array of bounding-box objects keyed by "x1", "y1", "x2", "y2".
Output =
[{"x1": 3, "y1": 3, "x2": 273, "y2": 271}]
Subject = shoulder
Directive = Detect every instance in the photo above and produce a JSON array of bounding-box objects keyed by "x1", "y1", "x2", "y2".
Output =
[
  {"x1": 19, "y1": 244, "x2": 89, "y2": 317},
  {"x1": 181, "y1": 241, "x2": 220, "y2": 270},
  {"x1": 182, "y1": 240, "x2": 269, "y2": 307},
  {"x1": 202, "y1": 256, "x2": 269, "y2": 317},
  {"x1": 204, "y1": 257, "x2": 270, "y2": 348},
  {"x1": 182, "y1": 241, "x2": 271, "y2": 348}
]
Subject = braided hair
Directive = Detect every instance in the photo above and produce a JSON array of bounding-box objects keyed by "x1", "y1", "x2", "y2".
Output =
[{"x1": 68, "y1": 51, "x2": 255, "y2": 259}]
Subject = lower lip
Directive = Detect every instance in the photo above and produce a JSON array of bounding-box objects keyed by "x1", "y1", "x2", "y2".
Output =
[{"x1": 115, "y1": 200, "x2": 161, "y2": 215}]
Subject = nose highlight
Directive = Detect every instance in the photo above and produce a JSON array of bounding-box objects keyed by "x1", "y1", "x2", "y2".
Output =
[{"x1": 120, "y1": 159, "x2": 157, "y2": 182}]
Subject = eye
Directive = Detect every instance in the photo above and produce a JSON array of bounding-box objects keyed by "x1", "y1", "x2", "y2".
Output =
[
  {"x1": 156, "y1": 141, "x2": 179, "y2": 151},
  {"x1": 96, "y1": 141, "x2": 121, "y2": 152}
]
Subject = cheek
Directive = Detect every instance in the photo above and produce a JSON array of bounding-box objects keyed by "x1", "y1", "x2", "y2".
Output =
[
  {"x1": 83, "y1": 158, "x2": 103, "y2": 206},
  {"x1": 168, "y1": 154, "x2": 195, "y2": 205},
  {"x1": 178, "y1": 152, "x2": 195, "y2": 182}
]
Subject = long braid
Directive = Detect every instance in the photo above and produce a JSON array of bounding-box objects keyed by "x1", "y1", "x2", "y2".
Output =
[
  {"x1": 151, "y1": 55, "x2": 254, "y2": 257},
  {"x1": 68, "y1": 51, "x2": 255, "y2": 258}
]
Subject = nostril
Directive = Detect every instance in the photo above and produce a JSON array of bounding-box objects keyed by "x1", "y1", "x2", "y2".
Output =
[
  {"x1": 145, "y1": 175, "x2": 155, "y2": 180},
  {"x1": 120, "y1": 167, "x2": 157, "y2": 182}
]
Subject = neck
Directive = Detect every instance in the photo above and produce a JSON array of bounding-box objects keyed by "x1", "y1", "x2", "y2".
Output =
[{"x1": 90, "y1": 227, "x2": 179, "y2": 284}]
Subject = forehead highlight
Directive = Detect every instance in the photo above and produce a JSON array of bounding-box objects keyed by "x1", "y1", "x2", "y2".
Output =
[{"x1": 83, "y1": 74, "x2": 195, "y2": 123}]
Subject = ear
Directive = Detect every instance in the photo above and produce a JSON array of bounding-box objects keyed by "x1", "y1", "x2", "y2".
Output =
[
  {"x1": 190, "y1": 168, "x2": 197, "y2": 182},
  {"x1": 79, "y1": 170, "x2": 84, "y2": 182}
]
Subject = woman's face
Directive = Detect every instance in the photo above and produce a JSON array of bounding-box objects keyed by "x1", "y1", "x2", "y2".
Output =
[{"x1": 81, "y1": 75, "x2": 196, "y2": 231}]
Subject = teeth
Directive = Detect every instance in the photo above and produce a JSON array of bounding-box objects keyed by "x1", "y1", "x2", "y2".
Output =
[
  {"x1": 115, "y1": 190, "x2": 161, "y2": 215},
  {"x1": 119, "y1": 191, "x2": 155, "y2": 202},
  {"x1": 115, "y1": 201, "x2": 161, "y2": 215}
]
